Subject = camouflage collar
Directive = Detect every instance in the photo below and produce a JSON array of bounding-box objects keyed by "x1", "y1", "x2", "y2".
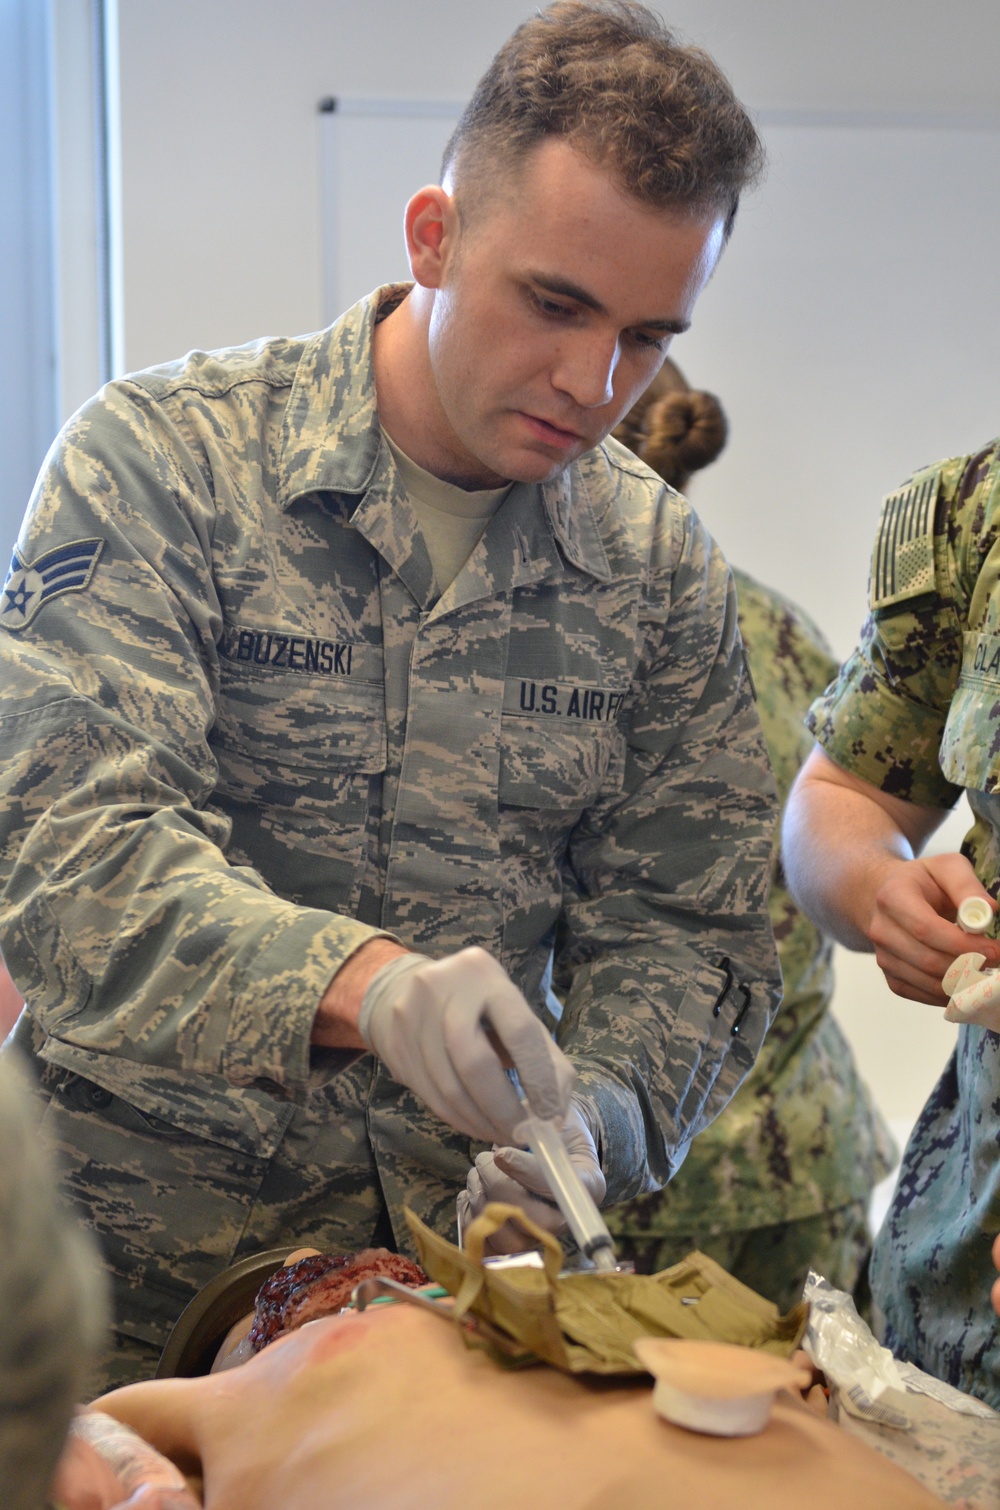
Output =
[
  {"x1": 279, "y1": 284, "x2": 612, "y2": 584},
  {"x1": 541, "y1": 469, "x2": 612, "y2": 583},
  {"x1": 278, "y1": 286, "x2": 394, "y2": 505}
]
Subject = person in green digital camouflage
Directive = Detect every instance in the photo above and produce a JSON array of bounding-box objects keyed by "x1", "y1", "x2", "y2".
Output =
[
  {"x1": 603, "y1": 362, "x2": 895, "y2": 1310},
  {"x1": 0, "y1": 1, "x2": 781, "y2": 1388},
  {"x1": 783, "y1": 438, "x2": 1000, "y2": 1406}
]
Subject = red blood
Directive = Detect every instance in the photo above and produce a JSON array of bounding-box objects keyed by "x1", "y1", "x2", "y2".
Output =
[{"x1": 248, "y1": 1248, "x2": 428, "y2": 1353}]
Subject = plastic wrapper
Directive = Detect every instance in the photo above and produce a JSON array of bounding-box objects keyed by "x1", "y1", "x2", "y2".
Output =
[
  {"x1": 803, "y1": 1271, "x2": 912, "y2": 1428},
  {"x1": 942, "y1": 951, "x2": 1000, "y2": 1032},
  {"x1": 804, "y1": 1272, "x2": 1000, "y2": 1508}
]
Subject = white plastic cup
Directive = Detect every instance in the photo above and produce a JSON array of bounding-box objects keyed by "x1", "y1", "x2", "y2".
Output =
[
  {"x1": 650, "y1": 1376, "x2": 777, "y2": 1436},
  {"x1": 957, "y1": 897, "x2": 994, "y2": 935},
  {"x1": 633, "y1": 1338, "x2": 811, "y2": 1439}
]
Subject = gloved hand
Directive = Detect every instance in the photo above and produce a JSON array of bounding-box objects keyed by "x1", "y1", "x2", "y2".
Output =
[
  {"x1": 358, "y1": 946, "x2": 575, "y2": 1144},
  {"x1": 456, "y1": 1100, "x2": 605, "y2": 1248}
]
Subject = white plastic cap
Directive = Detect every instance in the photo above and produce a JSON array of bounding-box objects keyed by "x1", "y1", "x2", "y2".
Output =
[
  {"x1": 633, "y1": 1338, "x2": 811, "y2": 1439},
  {"x1": 650, "y1": 1376, "x2": 777, "y2": 1436},
  {"x1": 957, "y1": 896, "x2": 994, "y2": 935}
]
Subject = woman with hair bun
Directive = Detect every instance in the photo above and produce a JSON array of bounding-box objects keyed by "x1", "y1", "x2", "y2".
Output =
[
  {"x1": 606, "y1": 361, "x2": 895, "y2": 1311},
  {"x1": 611, "y1": 364, "x2": 730, "y2": 494}
]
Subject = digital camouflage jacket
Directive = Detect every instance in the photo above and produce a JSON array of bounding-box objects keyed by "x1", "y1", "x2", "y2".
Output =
[
  {"x1": 808, "y1": 437, "x2": 1000, "y2": 1407},
  {"x1": 0, "y1": 288, "x2": 780, "y2": 1361}
]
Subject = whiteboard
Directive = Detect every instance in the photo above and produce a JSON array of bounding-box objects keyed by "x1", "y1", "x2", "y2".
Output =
[
  {"x1": 320, "y1": 98, "x2": 461, "y2": 320},
  {"x1": 677, "y1": 118, "x2": 1000, "y2": 658},
  {"x1": 319, "y1": 104, "x2": 1000, "y2": 658}
]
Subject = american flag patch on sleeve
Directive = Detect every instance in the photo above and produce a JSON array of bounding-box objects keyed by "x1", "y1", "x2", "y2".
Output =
[{"x1": 869, "y1": 471, "x2": 940, "y2": 613}]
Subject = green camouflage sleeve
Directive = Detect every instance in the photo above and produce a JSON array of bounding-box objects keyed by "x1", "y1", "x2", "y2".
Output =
[
  {"x1": 555, "y1": 499, "x2": 783, "y2": 1201},
  {"x1": 735, "y1": 571, "x2": 838, "y2": 815},
  {"x1": 0, "y1": 384, "x2": 383, "y2": 1101},
  {"x1": 805, "y1": 447, "x2": 1000, "y2": 808},
  {"x1": 733, "y1": 571, "x2": 841, "y2": 1028}
]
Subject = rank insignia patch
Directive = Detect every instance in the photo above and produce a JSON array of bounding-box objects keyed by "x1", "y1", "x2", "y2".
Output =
[{"x1": 0, "y1": 538, "x2": 104, "y2": 631}]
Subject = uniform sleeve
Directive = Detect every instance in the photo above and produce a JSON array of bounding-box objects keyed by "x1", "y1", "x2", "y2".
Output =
[
  {"x1": 555, "y1": 504, "x2": 782, "y2": 1203},
  {"x1": 733, "y1": 569, "x2": 838, "y2": 812},
  {"x1": 805, "y1": 449, "x2": 999, "y2": 809},
  {"x1": 0, "y1": 384, "x2": 384, "y2": 1102},
  {"x1": 733, "y1": 572, "x2": 839, "y2": 1005}
]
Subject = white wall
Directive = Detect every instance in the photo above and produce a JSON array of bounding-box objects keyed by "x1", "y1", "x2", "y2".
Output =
[
  {"x1": 113, "y1": 0, "x2": 541, "y2": 370},
  {"x1": 110, "y1": 0, "x2": 1000, "y2": 1143},
  {"x1": 0, "y1": 0, "x2": 57, "y2": 550},
  {"x1": 113, "y1": 0, "x2": 1000, "y2": 367}
]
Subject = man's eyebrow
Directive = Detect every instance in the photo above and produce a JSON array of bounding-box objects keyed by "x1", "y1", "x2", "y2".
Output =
[{"x1": 528, "y1": 273, "x2": 691, "y2": 335}]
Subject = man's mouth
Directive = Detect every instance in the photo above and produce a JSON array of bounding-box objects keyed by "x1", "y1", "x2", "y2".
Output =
[{"x1": 519, "y1": 412, "x2": 586, "y2": 450}]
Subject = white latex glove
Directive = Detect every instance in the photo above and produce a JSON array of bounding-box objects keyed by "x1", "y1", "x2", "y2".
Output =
[
  {"x1": 456, "y1": 1100, "x2": 605, "y2": 1247},
  {"x1": 358, "y1": 945, "x2": 575, "y2": 1144}
]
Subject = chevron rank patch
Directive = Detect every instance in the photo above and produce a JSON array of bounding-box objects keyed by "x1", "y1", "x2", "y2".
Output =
[
  {"x1": 869, "y1": 470, "x2": 940, "y2": 613},
  {"x1": 0, "y1": 538, "x2": 104, "y2": 632}
]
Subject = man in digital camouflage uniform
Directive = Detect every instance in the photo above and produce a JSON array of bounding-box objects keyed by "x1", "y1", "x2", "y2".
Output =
[
  {"x1": 0, "y1": 1, "x2": 780, "y2": 1387},
  {"x1": 609, "y1": 570, "x2": 895, "y2": 1309},
  {"x1": 784, "y1": 439, "x2": 1000, "y2": 1406}
]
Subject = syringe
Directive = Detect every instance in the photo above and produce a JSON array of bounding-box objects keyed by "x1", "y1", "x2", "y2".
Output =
[{"x1": 512, "y1": 1096, "x2": 618, "y2": 1272}]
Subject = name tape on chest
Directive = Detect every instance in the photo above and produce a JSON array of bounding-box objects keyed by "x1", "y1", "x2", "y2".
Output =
[
  {"x1": 0, "y1": 539, "x2": 104, "y2": 631},
  {"x1": 963, "y1": 633, "x2": 1000, "y2": 683},
  {"x1": 220, "y1": 624, "x2": 357, "y2": 677},
  {"x1": 869, "y1": 471, "x2": 940, "y2": 613}
]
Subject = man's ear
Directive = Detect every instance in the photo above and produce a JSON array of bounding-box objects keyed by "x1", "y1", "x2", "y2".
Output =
[{"x1": 404, "y1": 184, "x2": 459, "y2": 289}]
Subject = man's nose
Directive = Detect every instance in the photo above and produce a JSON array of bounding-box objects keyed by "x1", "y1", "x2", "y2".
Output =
[{"x1": 551, "y1": 334, "x2": 619, "y2": 409}]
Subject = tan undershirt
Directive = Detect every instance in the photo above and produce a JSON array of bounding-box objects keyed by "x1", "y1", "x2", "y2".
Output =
[{"x1": 382, "y1": 430, "x2": 511, "y2": 595}]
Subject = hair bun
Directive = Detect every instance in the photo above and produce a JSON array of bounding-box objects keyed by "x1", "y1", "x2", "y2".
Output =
[{"x1": 639, "y1": 389, "x2": 728, "y2": 489}]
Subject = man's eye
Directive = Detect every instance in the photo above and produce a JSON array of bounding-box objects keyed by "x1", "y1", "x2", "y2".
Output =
[
  {"x1": 631, "y1": 330, "x2": 667, "y2": 352},
  {"x1": 531, "y1": 292, "x2": 575, "y2": 320}
]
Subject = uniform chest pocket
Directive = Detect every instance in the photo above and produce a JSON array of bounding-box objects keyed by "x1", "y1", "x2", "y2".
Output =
[
  {"x1": 499, "y1": 713, "x2": 626, "y2": 811},
  {"x1": 211, "y1": 663, "x2": 386, "y2": 808},
  {"x1": 209, "y1": 665, "x2": 386, "y2": 907},
  {"x1": 940, "y1": 632, "x2": 1000, "y2": 794}
]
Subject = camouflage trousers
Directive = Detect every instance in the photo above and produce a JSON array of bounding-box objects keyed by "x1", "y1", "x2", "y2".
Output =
[
  {"x1": 606, "y1": 1198, "x2": 873, "y2": 1315},
  {"x1": 33, "y1": 1056, "x2": 394, "y2": 1397},
  {"x1": 20, "y1": 1014, "x2": 478, "y2": 1397}
]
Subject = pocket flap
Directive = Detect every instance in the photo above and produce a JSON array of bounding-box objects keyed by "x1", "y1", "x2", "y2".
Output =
[
  {"x1": 37, "y1": 1035, "x2": 293, "y2": 1157},
  {"x1": 215, "y1": 661, "x2": 385, "y2": 768}
]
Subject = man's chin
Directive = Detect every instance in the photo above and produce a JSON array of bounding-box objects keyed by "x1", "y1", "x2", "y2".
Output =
[
  {"x1": 447, "y1": 432, "x2": 596, "y2": 489},
  {"x1": 499, "y1": 443, "x2": 594, "y2": 487}
]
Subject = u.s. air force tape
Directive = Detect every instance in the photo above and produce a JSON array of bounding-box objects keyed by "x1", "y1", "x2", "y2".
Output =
[{"x1": 869, "y1": 469, "x2": 940, "y2": 613}]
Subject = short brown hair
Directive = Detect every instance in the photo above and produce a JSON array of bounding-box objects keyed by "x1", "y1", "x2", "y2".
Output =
[{"x1": 442, "y1": 0, "x2": 764, "y2": 237}]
